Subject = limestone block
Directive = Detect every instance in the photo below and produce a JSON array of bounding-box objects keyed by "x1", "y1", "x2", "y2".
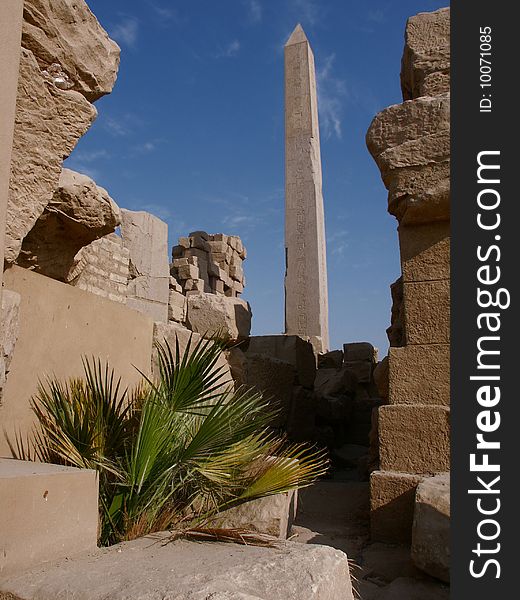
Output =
[
  {"x1": 343, "y1": 342, "x2": 378, "y2": 363},
  {"x1": 244, "y1": 335, "x2": 316, "y2": 389},
  {"x1": 172, "y1": 258, "x2": 189, "y2": 268},
  {"x1": 208, "y1": 240, "x2": 228, "y2": 253},
  {"x1": 344, "y1": 361, "x2": 373, "y2": 384},
  {"x1": 399, "y1": 221, "x2": 450, "y2": 283},
  {"x1": 387, "y1": 162, "x2": 450, "y2": 226},
  {"x1": 121, "y1": 210, "x2": 169, "y2": 323},
  {"x1": 366, "y1": 95, "x2": 450, "y2": 225},
  {"x1": 314, "y1": 367, "x2": 355, "y2": 399},
  {"x1": 22, "y1": 0, "x2": 120, "y2": 102},
  {"x1": 412, "y1": 473, "x2": 450, "y2": 582},
  {"x1": 403, "y1": 280, "x2": 450, "y2": 345},
  {"x1": 370, "y1": 470, "x2": 424, "y2": 543},
  {"x1": 184, "y1": 278, "x2": 205, "y2": 292},
  {"x1": 188, "y1": 230, "x2": 209, "y2": 240},
  {"x1": 121, "y1": 210, "x2": 169, "y2": 279},
  {"x1": 0, "y1": 458, "x2": 98, "y2": 578},
  {"x1": 245, "y1": 354, "x2": 297, "y2": 427},
  {"x1": 373, "y1": 356, "x2": 389, "y2": 401},
  {"x1": 378, "y1": 405, "x2": 450, "y2": 474},
  {"x1": 389, "y1": 344, "x2": 450, "y2": 406},
  {"x1": 210, "y1": 490, "x2": 297, "y2": 539},
  {"x1": 18, "y1": 169, "x2": 121, "y2": 281},
  {"x1": 168, "y1": 290, "x2": 187, "y2": 323},
  {"x1": 401, "y1": 7, "x2": 450, "y2": 101},
  {"x1": 6, "y1": 49, "x2": 96, "y2": 263},
  {"x1": 126, "y1": 297, "x2": 168, "y2": 324},
  {"x1": 189, "y1": 234, "x2": 210, "y2": 252},
  {"x1": 186, "y1": 293, "x2": 251, "y2": 342},
  {"x1": 317, "y1": 349, "x2": 343, "y2": 369},
  {"x1": 367, "y1": 96, "x2": 449, "y2": 163},
  {"x1": 169, "y1": 277, "x2": 183, "y2": 293},
  {"x1": 0, "y1": 534, "x2": 354, "y2": 600},
  {"x1": 177, "y1": 264, "x2": 199, "y2": 280}
]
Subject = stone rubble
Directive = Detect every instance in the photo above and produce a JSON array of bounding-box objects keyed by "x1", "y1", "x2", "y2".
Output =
[{"x1": 171, "y1": 231, "x2": 246, "y2": 298}]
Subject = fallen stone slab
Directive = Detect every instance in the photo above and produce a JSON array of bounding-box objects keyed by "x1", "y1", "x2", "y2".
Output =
[
  {"x1": 411, "y1": 473, "x2": 450, "y2": 582},
  {"x1": 0, "y1": 534, "x2": 354, "y2": 600}
]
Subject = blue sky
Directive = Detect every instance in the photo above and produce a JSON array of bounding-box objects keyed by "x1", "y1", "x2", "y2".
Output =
[{"x1": 67, "y1": 0, "x2": 447, "y2": 355}]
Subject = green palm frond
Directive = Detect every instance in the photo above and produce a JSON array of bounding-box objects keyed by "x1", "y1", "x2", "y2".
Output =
[{"x1": 23, "y1": 334, "x2": 328, "y2": 546}]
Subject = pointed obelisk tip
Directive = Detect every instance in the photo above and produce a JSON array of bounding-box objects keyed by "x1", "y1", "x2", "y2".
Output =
[{"x1": 285, "y1": 23, "x2": 308, "y2": 46}]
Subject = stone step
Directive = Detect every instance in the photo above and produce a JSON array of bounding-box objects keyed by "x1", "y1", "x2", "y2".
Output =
[{"x1": 0, "y1": 458, "x2": 98, "y2": 579}]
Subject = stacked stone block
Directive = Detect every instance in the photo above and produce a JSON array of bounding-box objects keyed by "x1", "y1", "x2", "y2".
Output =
[
  {"x1": 366, "y1": 7, "x2": 450, "y2": 543},
  {"x1": 171, "y1": 231, "x2": 246, "y2": 298},
  {"x1": 67, "y1": 234, "x2": 129, "y2": 304}
]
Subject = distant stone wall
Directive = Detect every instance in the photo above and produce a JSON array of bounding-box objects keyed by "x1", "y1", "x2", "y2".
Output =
[
  {"x1": 171, "y1": 231, "x2": 246, "y2": 297},
  {"x1": 67, "y1": 233, "x2": 129, "y2": 304},
  {"x1": 366, "y1": 7, "x2": 450, "y2": 544}
]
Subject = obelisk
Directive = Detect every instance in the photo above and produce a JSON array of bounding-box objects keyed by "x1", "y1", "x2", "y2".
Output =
[{"x1": 284, "y1": 24, "x2": 329, "y2": 353}]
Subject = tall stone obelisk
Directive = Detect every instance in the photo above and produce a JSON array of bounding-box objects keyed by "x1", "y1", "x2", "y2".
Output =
[{"x1": 284, "y1": 24, "x2": 329, "y2": 353}]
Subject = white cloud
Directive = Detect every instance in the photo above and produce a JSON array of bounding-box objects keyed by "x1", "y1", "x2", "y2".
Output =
[
  {"x1": 133, "y1": 141, "x2": 156, "y2": 154},
  {"x1": 317, "y1": 54, "x2": 347, "y2": 140},
  {"x1": 247, "y1": 0, "x2": 262, "y2": 23},
  {"x1": 327, "y1": 229, "x2": 350, "y2": 257},
  {"x1": 367, "y1": 8, "x2": 385, "y2": 24},
  {"x1": 111, "y1": 17, "x2": 139, "y2": 47},
  {"x1": 72, "y1": 149, "x2": 110, "y2": 163},
  {"x1": 216, "y1": 39, "x2": 241, "y2": 58},
  {"x1": 104, "y1": 116, "x2": 130, "y2": 137}
]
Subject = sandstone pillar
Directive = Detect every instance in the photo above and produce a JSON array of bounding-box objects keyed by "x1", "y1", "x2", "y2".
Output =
[
  {"x1": 284, "y1": 24, "x2": 329, "y2": 353},
  {"x1": 0, "y1": 0, "x2": 24, "y2": 396},
  {"x1": 366, "y1": 7, "x2": 451, "y2": 544}
]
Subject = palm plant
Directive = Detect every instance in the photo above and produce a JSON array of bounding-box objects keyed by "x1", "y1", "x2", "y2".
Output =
[{"x1": 13, "y1": 334, "x2": 327, "y2": 546}]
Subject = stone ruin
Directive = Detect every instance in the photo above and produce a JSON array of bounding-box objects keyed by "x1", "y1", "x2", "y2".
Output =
[{"x1": 0, "y1": 1, "x2": 452, "y2": 598}]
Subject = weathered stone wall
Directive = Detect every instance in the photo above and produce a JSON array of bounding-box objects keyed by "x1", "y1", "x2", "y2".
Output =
[
  {"x1": 366, "y1": 6, "x2": 450, "y2": 544},
  {"x1": 67, "y1": 233, "x2": 130, "y2": 304},
  {"x1": 0, "y1": 266, "x2": 154, "y2": 458}
]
